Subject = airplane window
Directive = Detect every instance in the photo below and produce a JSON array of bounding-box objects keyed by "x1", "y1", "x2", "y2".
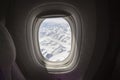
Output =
[
  {"x1": 26, "y1": 3, "x2": 81, "y2": 74},
  {"x1": 39, "y1": 18, "x2": 71, "y2": 62}
]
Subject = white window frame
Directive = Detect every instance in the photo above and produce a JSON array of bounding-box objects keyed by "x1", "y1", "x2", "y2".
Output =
[{"x1": 26, "y1": 2, "x2": 82, "y2": 74}]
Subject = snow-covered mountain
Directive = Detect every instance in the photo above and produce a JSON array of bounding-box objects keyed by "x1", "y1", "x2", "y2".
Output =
[{"x1": 39, "y1": 18, "x2": 71, "y2": 62}]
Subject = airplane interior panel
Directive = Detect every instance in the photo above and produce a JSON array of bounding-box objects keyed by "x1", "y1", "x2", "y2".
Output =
[{"x1": 0, "y1": 0, "x2": 119, "y2": 80}]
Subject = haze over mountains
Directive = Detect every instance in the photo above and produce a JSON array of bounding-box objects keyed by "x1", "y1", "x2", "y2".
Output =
[{"x1": 39, "y1": 18, "x2": 71, "y2": 62}]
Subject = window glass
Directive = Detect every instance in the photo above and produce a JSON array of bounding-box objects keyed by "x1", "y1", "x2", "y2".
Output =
[{"x1": 39, "y1": 18, "x2": 71, "y2": 62}]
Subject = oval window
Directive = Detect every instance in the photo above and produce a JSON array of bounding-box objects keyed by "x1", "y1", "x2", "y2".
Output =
[{"x1": 39, "y1": 18, "x2": 71, "y2": 62}]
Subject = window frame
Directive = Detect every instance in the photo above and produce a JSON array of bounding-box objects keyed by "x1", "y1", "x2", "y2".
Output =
[
  {"x1": 26, "y1": 2, "x2": 82, "y2": 74},
  {"x1": 34, "y1": 16, "x2": 76, "y2": 70}
]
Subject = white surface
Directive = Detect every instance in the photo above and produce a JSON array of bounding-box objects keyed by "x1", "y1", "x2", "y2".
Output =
[{"x1": 39, "y1": 18, "x2": 71, "y2": 62}]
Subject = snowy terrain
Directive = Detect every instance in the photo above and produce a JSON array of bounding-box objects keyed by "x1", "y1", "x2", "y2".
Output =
[{"x1": 39, "y1": 18, "x2": 71, "y2": 62}]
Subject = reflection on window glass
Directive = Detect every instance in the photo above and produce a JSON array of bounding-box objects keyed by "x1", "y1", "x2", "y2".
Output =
[{"x1": 39, "y1": 18, "x2": 71, "y2": 62}]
